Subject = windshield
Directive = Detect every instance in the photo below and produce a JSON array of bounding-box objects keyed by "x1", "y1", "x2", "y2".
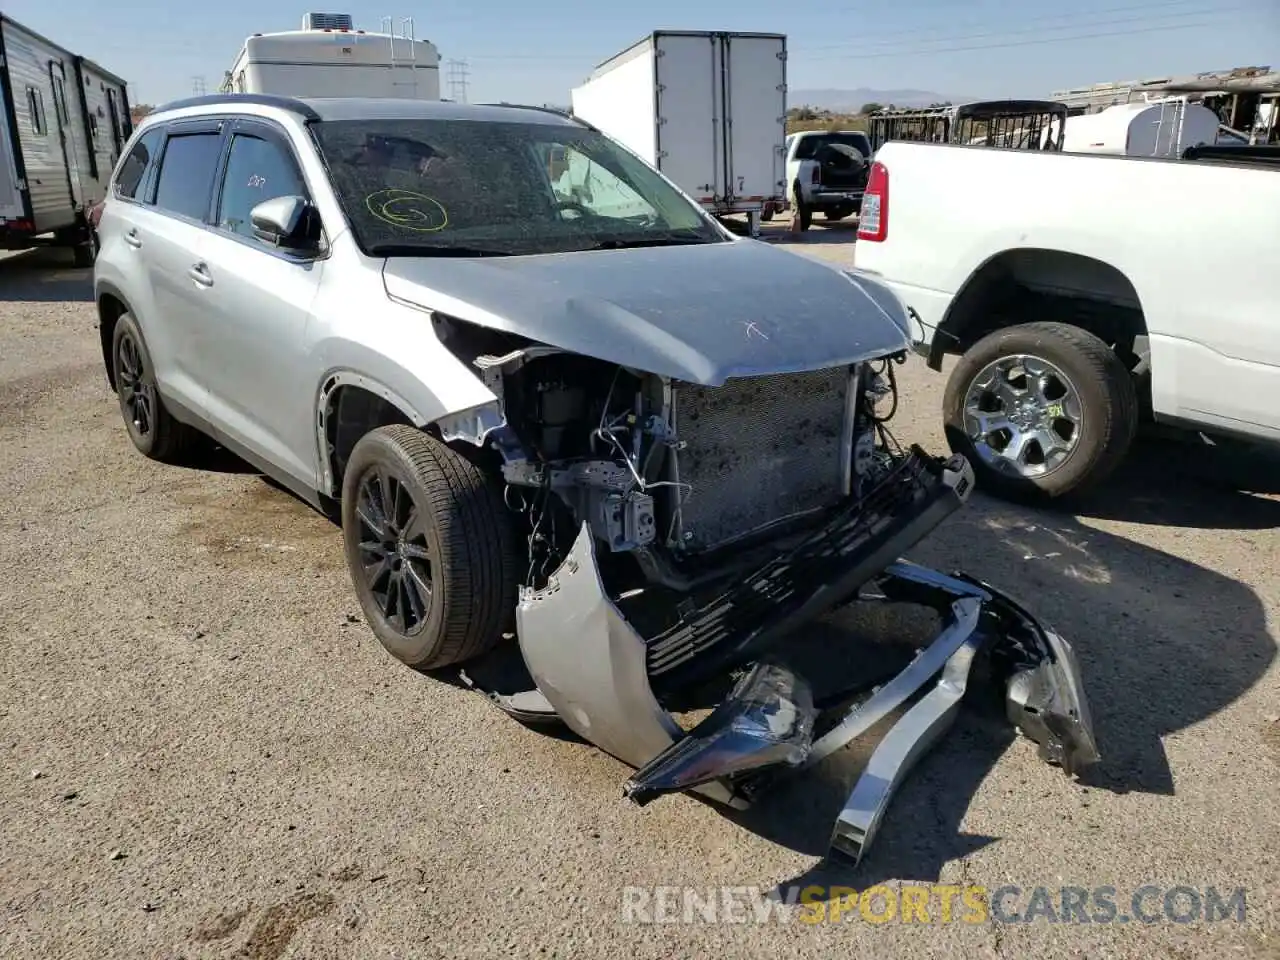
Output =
[
  {"x1": 793, "y1": 132, "x2": 871, "y2": 160},
  {"x1": 310, "y1": 118, "x2": 726, "y2": 256}
]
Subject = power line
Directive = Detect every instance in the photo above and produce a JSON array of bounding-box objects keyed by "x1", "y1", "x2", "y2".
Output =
[
  {"x1": 805, "y1": 4, "x2": 1248, "y2": 52},
  {"x1": 805, "y1": 17, "x2": 1232, "y2": 61},
  {"x1": 805, "y1": 0, "x2": 1236, "y2": 44},
  {"x1": 460, "y1": 11, "x2": 1249, "y2": 65}
]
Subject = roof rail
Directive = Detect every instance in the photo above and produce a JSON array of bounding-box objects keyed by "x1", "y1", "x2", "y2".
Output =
[
  {"x1": 478, "y1": 101, "x2": 596, "y2": 131},
  {"x1": 151, "y1": 93, "x2": 322, "y2": 121}
]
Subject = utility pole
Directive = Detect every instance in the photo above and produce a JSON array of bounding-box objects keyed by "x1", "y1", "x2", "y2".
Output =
[
  {"x1": 191, "y1": 75, "x2": 207, "y2": 96},
  {"x1": 445, "y1": 59, "x2": 470, "y2": 103}
]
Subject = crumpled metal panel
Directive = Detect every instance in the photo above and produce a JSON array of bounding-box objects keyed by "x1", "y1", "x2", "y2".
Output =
[
  {"x1": 674, "y1": 367, "x2": 851, "y2": 552},
  {"x1": 515, "y1": 523, "x2": 683, "y2": 768}
]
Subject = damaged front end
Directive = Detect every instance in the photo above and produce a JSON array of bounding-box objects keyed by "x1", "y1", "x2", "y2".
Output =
[{"x1": 433, "y1": 314, "x2": 1098, "y2": 865}]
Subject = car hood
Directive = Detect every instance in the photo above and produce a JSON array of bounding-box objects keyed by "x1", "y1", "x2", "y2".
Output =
[{"x1": 382, "y1": 238, "x2": 912, "y2": 386}]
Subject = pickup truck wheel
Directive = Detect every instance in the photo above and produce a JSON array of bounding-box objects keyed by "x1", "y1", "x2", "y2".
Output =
[
  {"x1": 943, "y1": 322, "x2": 1138, "y2": 501},
  {"x1": 111, "y1": 312, "x2": 199, "y2": 463},
  {"x1": 341, "y1": 425, "x2": 521, "y2": 671},
  {"x1": 791, "y1": 182, "x2": 812, "y2": 231}
]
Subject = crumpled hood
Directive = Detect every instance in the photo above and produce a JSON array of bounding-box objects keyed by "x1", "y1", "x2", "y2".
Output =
[{"x1": 382, "y1": 238, "x2": 912, "y2": 385}]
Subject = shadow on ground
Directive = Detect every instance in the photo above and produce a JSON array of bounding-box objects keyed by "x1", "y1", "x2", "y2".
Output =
[
  {"x1": 762, "y1": 220, "x2": 860, "y2": 247},
  {"x1": 1072, "y1": 435, "x2": 1280, "y2": 527},
  {"x1": 0, "y1": 248, "x2": 92, "y2": 302},
  {"x1": 724, "y1": 461, "x2": 1276, "y2": 893}
]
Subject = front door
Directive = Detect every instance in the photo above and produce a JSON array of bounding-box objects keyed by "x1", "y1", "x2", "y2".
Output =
[{"x1": 195, "y1": 119, "x2": 325, "y2": 487}]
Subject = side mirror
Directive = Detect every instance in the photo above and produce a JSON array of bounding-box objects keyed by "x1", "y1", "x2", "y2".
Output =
[{"x1": 250, "y1": 195, "x2": 320, "y2": 252}]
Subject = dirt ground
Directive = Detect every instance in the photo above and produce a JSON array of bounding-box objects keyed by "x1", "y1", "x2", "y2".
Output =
[{"x1": 1, "y1": 239, "x2": 1278, "y2": 960}]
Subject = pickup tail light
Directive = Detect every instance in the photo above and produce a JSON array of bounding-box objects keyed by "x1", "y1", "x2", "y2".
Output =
[
  {"x1": 810, "y1": 164, "x2": 820, "y2": 185},
  {"x1": 857, "y1": 161, "x2": 888, "y2": 242}
]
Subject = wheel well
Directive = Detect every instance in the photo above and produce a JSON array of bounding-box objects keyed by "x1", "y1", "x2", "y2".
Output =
[
  {"x1": 322, "y1": 384, "x2": 415, "y2": 495},
  {"x1": 931, "y1": 250, "x2": 1148, "y2": 371},
  {"x1": 97, "y1": 293, "x2": 129, "y2": 392}
]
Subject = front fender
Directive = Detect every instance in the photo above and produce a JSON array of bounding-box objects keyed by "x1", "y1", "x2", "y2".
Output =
[{"x1": 309, "y1": 329, "x2": 500, "y2": 495}]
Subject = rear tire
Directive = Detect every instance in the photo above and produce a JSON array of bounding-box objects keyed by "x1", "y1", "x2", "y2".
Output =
[
  {"x1": 791, "y1": 182, "x2": 812, "y2": 231},
  {"x1": 111, "y1": 312, "x2": 200, "y2": 463},
  {"x1": 72, "y1": 241, "x2": 94, "y2": 268},
  {"x1": 341, "y1": 425, "x2": 522, "y2": 671},
  {"x1": 943, "y1": 321, "x2": 1139, "y2": 502}
]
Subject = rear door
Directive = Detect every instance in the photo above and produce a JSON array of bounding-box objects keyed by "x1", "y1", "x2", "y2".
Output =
[
  {"x1": 136, "y1": 119, "x2": 227, "y2": 411},
  {"x1": 724, "y1": 34, "x2": 787, "y2": 202},
  {"x1": 654, "y1": 33, "x2": 723, "y2": 204}
]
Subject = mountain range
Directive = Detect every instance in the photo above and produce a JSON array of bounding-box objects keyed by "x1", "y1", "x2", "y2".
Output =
[{"x1": 789, "y1": 88, "x2": 975, "y2": 111}]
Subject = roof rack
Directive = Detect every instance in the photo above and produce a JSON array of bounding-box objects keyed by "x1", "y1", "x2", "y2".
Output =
[
  {"x1": 151, "y1": 93, "x2": 322, "y2": 121},
  {"x1": 478, "y1": 102, "x2": 596, "y2": 131}
]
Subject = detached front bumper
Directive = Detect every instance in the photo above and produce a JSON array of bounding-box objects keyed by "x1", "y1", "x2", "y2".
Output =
[{"x1": 500, "y1": 449, "x2": 1098, "y2": 865}]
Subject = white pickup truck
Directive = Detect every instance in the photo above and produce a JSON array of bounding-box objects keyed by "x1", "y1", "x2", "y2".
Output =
[
  {"x1": 854, "y1": 141, "x2": 1279, "y2": 500},
  {"x1": 778, "y1": 130, "x2": 871, "y2": 229}
]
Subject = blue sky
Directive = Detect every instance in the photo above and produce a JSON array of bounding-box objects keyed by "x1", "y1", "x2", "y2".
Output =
[{"x1": 4, "y1": 0, "x2": 1276, "y2": 106}]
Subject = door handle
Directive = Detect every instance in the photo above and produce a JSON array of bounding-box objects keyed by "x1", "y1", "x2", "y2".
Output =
[
  {"x1": 123, "y1": 228, "x2": 142, "y2": 248},
  {"x1": 188, "y1": 262, "x2": 213, "y2": 287}
]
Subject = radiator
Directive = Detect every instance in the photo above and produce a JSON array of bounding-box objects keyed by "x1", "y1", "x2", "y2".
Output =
[{"x1": 671, "y1": 367, "x2": 853, "y2": 553}]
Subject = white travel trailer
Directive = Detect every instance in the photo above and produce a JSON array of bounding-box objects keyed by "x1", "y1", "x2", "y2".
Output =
[
  {"x1": 1063, "y1": 99, "x2": 1221, "y2": 158},
  {"x1": 222, "y1": 13, "x2": 441, "y2": 101},
  {"x1": 0, "y1": 14, "x2": 131, "y2": 264}
]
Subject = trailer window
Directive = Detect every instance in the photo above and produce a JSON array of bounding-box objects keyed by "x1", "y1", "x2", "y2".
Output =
[
  {"x1": 25, "y1": 88, "x2": 47, "y2": 136},
  {"x1": 153, "y1": 132, "x2": 224, "y2": 221},
  {"x1": 216, "y1": 134, "x2": 308, "y2": 241},
  {"x1": 51, "y1": 77, "x2": 68, "y2": 125}
]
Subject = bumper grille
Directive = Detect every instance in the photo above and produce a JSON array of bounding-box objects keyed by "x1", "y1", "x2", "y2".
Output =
[{"x1": 672, "y1": 368, "x2": 852, "y2": 553}]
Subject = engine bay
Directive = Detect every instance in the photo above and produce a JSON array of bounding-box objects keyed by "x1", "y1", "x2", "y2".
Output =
[{"x1": 432, "y1": 313, "x2": 912, "y2": 596}]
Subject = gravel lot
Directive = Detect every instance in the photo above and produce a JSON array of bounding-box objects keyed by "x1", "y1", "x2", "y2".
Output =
[{"x1": 2, "y1": 234, "x2": 1278, "y2": 960}]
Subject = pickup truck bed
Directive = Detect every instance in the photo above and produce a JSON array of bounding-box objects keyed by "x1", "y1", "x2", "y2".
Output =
[{"x1": 853, "y1": 141, "x2": 1279, "y2": 500}]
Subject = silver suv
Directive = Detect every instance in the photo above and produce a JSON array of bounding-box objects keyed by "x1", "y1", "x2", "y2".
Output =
[{"x1": 94, "y1": 94, "x2": 1096, "y2": 864}]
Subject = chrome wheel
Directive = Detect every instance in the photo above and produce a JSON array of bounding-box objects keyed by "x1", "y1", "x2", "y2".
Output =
[
  {"x1": 355, "y1": 467, "x2": 434, "y2": 634},
  {"x1": 116, "y1": 332, "x2": 154, "y2": 438},
  {"x1": 962, "y1": 353, "x2": 1082, "y2": 479}
]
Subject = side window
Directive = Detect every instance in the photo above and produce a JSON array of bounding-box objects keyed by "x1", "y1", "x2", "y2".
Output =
[
  {"x1": 26, "y1": 88, "x2": 47, "y2": 136},
  {"x1": 114, "y1": 128, "x2": 164, "y2": 200},
  {"x1": 550, "y1": 145, "x2": 656, "y2": 221},
  {"x1": 51, "y1": 77, "x2": 68, "y2": 125},
  {"x1": 152, "y1": 132, "x2": 224, "y2": 221},
  {"x1": 215, "y1": 133, "x2": 308, "y2": 241}
]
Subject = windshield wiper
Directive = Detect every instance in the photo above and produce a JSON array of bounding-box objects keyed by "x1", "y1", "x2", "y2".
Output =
[
  {"x1": 368, "y1": 243, "x2": 514, "y2": 258},
  {"x1": 590, "y1": 232, "x2": 715, "y2": 250}
]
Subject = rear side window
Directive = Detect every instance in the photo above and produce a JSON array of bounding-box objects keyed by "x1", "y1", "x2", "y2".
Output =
[
  {"x1": 153, "y1": 132, "x2": 223, "y2": 221},
  {"x1": 114, "y1": 128, "x2": 164, "y2": 200}
]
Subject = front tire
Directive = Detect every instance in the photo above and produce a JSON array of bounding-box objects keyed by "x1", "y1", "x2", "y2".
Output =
[
  {"x1": 341, "y1": 425, "x2": 522, "y2": 671},
  {"x1": 942, "y1": 321, "x2": 1139, "y2": 502},
  {"x1": 111, "y1": 312, "x2": 199, "y2": 462}
]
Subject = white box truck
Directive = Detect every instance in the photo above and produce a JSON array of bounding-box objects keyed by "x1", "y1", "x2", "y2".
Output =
[{"x1": 570, "y1": 31, "x2": 787, "y2": 236}]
